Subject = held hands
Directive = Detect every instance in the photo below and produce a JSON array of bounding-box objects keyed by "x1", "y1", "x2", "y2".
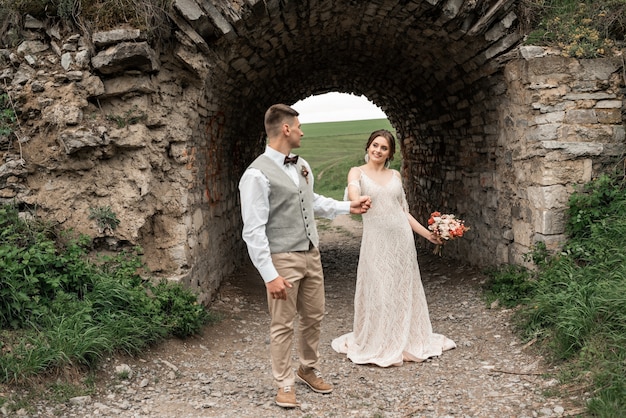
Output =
[
  {"x1": 349, "y1": 195, "x2": 372, "y2": 214},
  {"x1": 266, "y1": 276, "x2": 292, "y2": 300}
]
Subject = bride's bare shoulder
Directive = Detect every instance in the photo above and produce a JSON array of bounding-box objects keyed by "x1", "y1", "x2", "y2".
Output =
[{"x1": 348, "y1": 166, "x2": 365, "y2": 180}]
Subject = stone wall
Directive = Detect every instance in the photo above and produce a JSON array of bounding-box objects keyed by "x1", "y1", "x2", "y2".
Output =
[
  {"x1": 0, "y1": 26, "x2": 246, "y2": 304},
  {"x1": 499, "y1": 48, "x2": 625, "y2": 266}
]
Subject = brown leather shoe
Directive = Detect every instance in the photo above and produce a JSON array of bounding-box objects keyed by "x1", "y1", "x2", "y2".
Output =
[
  {"x1": 275, "y1": 386, "x2": 299, "y2": 408},
  {"x1": 296, "y1": 366, "x2": 333, "y2": 393}
]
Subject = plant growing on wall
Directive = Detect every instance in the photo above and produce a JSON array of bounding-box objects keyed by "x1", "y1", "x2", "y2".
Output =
[
  {"x1": 0, "y1": 0, "x2": 172, "y2": 45},
  {"x1": 0, "y1": 92, "x2": 16, "y2": 139},
  {"x1": 521, "y1": 0, "x2": 626, "y2": 57},
  {"x1": 88, "y1": 205, "x2": 120, "y2": 234}
]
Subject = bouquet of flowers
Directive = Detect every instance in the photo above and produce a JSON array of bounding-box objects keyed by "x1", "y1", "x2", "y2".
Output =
[{"x1": 427, "y1": 212, "x2": 470, "y2": 256}]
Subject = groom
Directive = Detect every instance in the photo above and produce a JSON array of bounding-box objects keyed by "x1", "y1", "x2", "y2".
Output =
[{"x1": 238, "y1": 103, "x2": 371, "y2": 408}]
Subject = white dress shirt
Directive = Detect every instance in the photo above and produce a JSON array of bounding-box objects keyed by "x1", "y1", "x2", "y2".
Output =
[{"x1": 239, "y1": 146, "x2": 351, "y2": 282}]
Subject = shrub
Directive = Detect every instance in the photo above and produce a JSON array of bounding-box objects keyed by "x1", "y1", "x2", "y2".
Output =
[
  {"x1": 0, "y1": 204, "x2": 215, "y2": 383},
  {"x1": 566, "y1": 172, "x2": 626, "y2": 241},
  {"x1": 1, "y1": 0, "x2": 172, "y2": 45},
  {"x1": 483, "y1": 264, "x2": 536, "y2": 308}
]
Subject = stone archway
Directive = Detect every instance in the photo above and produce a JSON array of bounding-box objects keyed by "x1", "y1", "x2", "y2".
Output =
[
  {"x1": 173, "y1": 0, "x2": 525, "y2": 292},
  {"x1": 2, "y1": 0, "x2": 624, "y2": 304}
]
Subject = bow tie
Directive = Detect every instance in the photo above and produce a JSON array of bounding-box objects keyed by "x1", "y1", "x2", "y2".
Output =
[{"x1": 284, "y1": 155, "x2": 299, "y2": 165}]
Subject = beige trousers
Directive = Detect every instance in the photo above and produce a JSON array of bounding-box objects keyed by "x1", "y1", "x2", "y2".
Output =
[{"x1": 268, "y1": 247, "x2": 325, "y2": 387}]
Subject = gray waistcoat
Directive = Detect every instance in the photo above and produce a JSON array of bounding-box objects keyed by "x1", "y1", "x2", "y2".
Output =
[{"x1": 249, "y1": 155, "x2": 319, "y2": 253}]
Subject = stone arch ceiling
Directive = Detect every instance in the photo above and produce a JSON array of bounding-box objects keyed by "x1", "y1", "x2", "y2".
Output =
[{"x1": 173, "y1": 0, "x2": 523, "y2": 147}]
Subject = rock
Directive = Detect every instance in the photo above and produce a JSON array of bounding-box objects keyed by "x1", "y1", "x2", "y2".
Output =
[{"x1": 91, "y1": 42, "x2": 160, "y2": 75}]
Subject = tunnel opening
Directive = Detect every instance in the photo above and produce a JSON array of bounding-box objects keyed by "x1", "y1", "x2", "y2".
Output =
[{"x1": 292, "y1": 91, "x2": 397, "y2": 201}]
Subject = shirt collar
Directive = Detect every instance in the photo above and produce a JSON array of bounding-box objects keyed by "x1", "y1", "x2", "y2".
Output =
[{"x1": 264, "y1": 146, "x2": 296, "y2": 167}]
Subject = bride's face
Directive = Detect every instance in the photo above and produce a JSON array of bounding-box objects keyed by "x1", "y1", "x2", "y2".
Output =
[{"x1": 367, "y1": 136, "x2": 391, "y2": 164}]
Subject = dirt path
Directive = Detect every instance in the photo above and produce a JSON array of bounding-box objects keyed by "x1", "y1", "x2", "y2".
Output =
[{"x1": 25, "y1": 215, "x2": 582, "y2": 417}]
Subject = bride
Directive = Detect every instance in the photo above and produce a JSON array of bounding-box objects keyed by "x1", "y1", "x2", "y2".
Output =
[{"x1": 331, "y1": 129, "x2": 456, "y2": 367}]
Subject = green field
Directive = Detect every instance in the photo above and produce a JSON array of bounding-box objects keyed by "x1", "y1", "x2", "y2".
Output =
[{"x1": 298, "y1": 119, "x2": 399, "y2": 200}]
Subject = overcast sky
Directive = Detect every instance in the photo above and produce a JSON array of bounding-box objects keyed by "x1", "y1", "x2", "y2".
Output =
[{"x1": 292, "y1": 92, "x2": 387, "y2": 124}]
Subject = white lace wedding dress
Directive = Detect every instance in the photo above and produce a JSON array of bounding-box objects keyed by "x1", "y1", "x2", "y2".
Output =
[{"x1": 331, "y1": 169, "x2": 456, "y2": 367}]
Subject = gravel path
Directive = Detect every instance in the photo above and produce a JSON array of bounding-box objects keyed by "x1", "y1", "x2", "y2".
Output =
[{"x1": 19, "y1": 216, "x2": 583, "y2": 418}]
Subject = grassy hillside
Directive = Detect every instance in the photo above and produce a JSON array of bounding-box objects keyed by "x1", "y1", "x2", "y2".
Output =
[
  {"x1": 301, "y1": 119, "x2": 393, "y2": 138},
  {"x1": 298, "y1": 118, "x2": 399, "y2": 200}
]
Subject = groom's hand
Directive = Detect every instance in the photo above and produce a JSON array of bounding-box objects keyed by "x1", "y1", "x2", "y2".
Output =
[
  {"x1": 266, "y1": 276, "x2": 292, "y2": 300},
  {"x1": 349, "y1": 195, "x2": 372, "y2": 214}
]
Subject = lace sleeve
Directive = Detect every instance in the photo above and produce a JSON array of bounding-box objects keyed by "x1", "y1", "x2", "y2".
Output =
[{"x1": 396, "y1": 171, "x2": 410, "y2": 213}]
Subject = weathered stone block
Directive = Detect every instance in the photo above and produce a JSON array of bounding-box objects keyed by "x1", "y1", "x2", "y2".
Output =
[
  {"x1": 519, "y1": 46, "x2": 545, "y2": 60},
  {"x1": 541, "y1": 141, "x2": 603, "y2": 157},
  {"x1": 533, "y1": 233, "x2": 567, "y2": 251},
  {"x1": 58, "y1": 128, "x2": 105, "y2": 154},
  {"x1": 533, "y1": 208, "x2": 567, "y2": 235},
  {"x1": 528, "y1": 73, "x2": 570, "y2": 89},
  {"x1": 526, "y1": 124, "x2": 559, "y2": 141},
  {"x1": 579, "y1": 58, "x2": 622, "y2": 80},
  {"x1": 93, "y1": 29, "x2": 144, "y2": 48},
  {"x1": 562, "y1": 125, "x2": 615, "y2": 142},
  {"x1": 43, "y1": 104, "x2": 83, "y2": 127},
  {"x1": 564, "y1": 109, "x2": 598, "y2": 124},
  {"x1": 509, "y1": 242, "x2": 534, "y2": 268},
  {"x1": 91, "y1": 42, "x2": 160, "y2": 75},
  {"x1": 531, "y1": 159, "x2": 592, "y2": 186},
  {"x1": 527, "y1": 185, "x2": 570, "y2": 209},
  {"x1": 595, "y1": 100, "x2": 623, "y2": 109},
  {"x1": 512, "y1": 219, "x2": 533, "y2": 247},
  {"x1": 596, "y1": 109, "x2": 622, "y2": 124},
  {"x1": 192, "y1": 207, "x2": 204, "y2": 229},
  {"x1": 614, "y1": 125, "x2": 625, "y2": 142},
  {"x1": 108, "y1": 124, "x2": 150, "y2": 149},
  {"x1": 100, "y1": 76, "x2": 156, "y2": 99},
  {"x1": 526, "y1": 55, "x2": 569, "y2": 75},
  {"x1": 17, "y1": 41, "x2": 49, "y2": 55},
  {"x1": 531, "y1": 111, "x2": 565, "y2": 126},
  {"x1": 563, "y1": 92, "x2": 616, "y2": 100}
]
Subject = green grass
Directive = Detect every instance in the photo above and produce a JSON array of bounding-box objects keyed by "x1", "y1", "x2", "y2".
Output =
[
  {"x1": 298, "y1": 119, "x2": 399, "y2": 200},
  {"x1": 302, "y1": 119, "x2": 393, "y2": 138}
]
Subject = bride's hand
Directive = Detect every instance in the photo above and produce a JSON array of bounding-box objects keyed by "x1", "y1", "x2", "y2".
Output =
[{"x1": 428, "y1": 234, "x2": 443, "y2": 245}]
